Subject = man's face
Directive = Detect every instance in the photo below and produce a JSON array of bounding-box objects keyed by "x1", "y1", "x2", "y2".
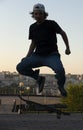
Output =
[{"x1": 33, "y1": 10, "x2": 45, "y2": 23}]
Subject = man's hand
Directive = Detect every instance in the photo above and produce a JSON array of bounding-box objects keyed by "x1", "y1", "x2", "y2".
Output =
[{"x1": 65, "y1": 48, "x2": 71, "y2": 55}]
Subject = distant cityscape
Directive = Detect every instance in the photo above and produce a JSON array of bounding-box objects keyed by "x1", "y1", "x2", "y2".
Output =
[{"x1": 0, "y1": 71, "x2": 83, "y2": 96}]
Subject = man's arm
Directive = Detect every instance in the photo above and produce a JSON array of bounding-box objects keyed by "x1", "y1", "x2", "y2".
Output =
[
  {"x1": 26, "y1": 40, "x2": 36, "y2": 57},
  {"x1": 60, "y1": 30, "x2": 71, "y2": 55},
  {"x1": 21, "y1": 40, "x2": 36, "y2": 62}
]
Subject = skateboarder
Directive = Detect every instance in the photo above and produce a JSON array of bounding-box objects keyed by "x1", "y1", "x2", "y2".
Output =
[{"x1": 16, "y1": 3, "x2": 71, "y2": 97}]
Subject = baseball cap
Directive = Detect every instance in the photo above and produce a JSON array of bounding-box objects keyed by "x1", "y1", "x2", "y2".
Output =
[{"x1": 33, "y1": 3, "x2": 45, "y2": 12}]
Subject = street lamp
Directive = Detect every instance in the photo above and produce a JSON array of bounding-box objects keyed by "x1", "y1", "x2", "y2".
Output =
[
  {"x1": 18, "y1": 82, "x2": 24, "y2": 114},
  {"x1": 26, "y1": 87, "x2": 30, "y2": 100}
]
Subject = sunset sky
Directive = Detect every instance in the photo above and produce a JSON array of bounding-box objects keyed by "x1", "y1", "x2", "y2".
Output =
[{"x1": 0, "y1": 0, "x2": 83, "y2": 74}]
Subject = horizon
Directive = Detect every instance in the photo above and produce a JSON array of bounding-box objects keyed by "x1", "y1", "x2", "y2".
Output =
[{"x1": 0, "y1": 69, "x2": 83, "y2": 76}]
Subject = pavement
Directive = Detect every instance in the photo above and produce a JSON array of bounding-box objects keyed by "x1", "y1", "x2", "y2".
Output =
[
  {"x1": 0, "y1": 113, "x2": 83, "y2": 130},
  {"x1": 0, "y1": 96, "x2": 83, "y2": 130}
]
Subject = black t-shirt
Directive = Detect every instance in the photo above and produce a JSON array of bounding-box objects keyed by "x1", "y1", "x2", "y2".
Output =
[{"x1": 29, "y1": 20, "x2": 62, "y2": 56}]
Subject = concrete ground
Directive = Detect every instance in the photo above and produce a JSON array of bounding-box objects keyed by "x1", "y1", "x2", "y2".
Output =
[
  {"x1": 0, "y1": 113, "x2": 83, "y2": 130},
  {"x1": 0, "y1": 96, "x2": 83, "y2": 130}
]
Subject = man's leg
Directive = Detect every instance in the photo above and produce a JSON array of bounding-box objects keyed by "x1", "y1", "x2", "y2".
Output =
[
  {"x1": 55, "y1": 69, "x2": 67, "y2": 97},
  {"x1": 16, "y1": 54, "x2": 41, "y2": 79},
  {"x1": 16, "y1": 54, "x2": 45, "y2": 93},
  {"x1": 42, "y1": 53, "x2": 67, "y2": 97}
]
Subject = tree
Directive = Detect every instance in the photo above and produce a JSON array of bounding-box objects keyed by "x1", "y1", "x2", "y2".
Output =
[{"x1": 62, "y1": 83, "x2": 83, "y2": 112}]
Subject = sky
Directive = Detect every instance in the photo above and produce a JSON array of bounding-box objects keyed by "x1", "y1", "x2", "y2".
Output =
[{"x1": 0, "y1": 0, "x2": 83, "y2": 74}]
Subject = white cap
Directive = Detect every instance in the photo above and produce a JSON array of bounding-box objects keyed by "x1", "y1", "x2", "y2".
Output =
[{"x1": 33, "y1": 3, "x2": 45, "y2": 12}]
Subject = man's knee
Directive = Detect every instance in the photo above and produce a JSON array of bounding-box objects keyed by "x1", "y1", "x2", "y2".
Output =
[{"x1": 16, "y1": 63, "x2": 22, "y2": 73}]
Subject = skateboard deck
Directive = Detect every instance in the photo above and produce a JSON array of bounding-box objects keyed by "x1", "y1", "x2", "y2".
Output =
[{"x1": 15, "y1": 95, "x2": 70, "y2": 118}]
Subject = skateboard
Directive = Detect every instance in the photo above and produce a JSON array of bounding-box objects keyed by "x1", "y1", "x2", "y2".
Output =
[{"x1": 14, "y1": 95, "x2": 70, "y2": 119}]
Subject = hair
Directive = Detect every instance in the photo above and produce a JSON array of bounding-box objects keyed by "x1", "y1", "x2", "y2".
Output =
[{"x1": 30, "y1": 11, "x2": 48, "y2": 19}]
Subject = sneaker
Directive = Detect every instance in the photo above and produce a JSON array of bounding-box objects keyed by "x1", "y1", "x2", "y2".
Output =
[
  {"x1": 37, "y1": 76, "x2": 45, "y2": 93},
  {"x1": 58, "y1": 87, "x2": 67, "y2": 97}
]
